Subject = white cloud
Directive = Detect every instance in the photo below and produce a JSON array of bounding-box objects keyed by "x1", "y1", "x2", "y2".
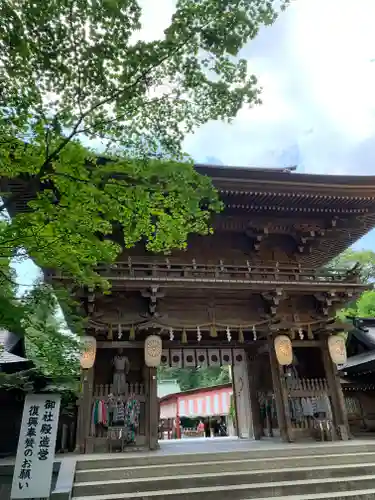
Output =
[
  {"x1": 17, "y1": 0, "x2": 375, "y2": 291},
  {"x1": 83, "y1": 0, "x2": 375, "y2": 175},
  {"x1": 185, "y1": 0, "x2": 375, "y2": 175}
]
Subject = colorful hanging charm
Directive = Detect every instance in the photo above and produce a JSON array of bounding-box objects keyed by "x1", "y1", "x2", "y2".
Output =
[
  {"x1": 169, "y1": 328, "x2": 174, "y2": 341},
  {"x1": 197, "y1": 326, "x2": 202, "y2": 342},
  {"x1": 181, "y1": 328, "x2": 187, "y2": 344},
  {"x1": 252, "y1": 325, "x2": 257, "y2": 341},
  {"x1": 107, "y1": 323, "x2": 113, "y2": 340},
  {"x1": 129, "y1": 324, "x2": 135, "y2": 340},
  {"x1": 226, "y1": 326, "x2": 231, "y2": 342},
  {"x1": 238, "y1": 327, "x2": 244, "y2": 344}
]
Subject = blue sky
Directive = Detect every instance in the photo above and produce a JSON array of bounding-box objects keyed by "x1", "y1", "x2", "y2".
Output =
[{"x1": 14, "y1": 0, "x2": 375, "y2": 289}]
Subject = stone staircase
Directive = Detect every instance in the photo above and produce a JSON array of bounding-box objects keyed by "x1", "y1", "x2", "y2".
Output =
[{"x1": 72, "y1": 442, "x2": 375, "y2": 500}]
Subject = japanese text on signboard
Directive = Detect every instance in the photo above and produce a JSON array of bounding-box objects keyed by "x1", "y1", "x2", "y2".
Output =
[{"x1": 11, "y1": 394, "x2": 60, "y2": 499}]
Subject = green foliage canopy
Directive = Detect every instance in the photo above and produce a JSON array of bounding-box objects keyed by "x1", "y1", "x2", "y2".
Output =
[
  {"x1": 0, "y1": 280, "x2": 81, "y2": 391},
  {"x1": 0, "y1": 0, "x2": 288, "y2": 286},
  {"x1": 327, "y1": 249, "x2": 375, "y2": 320},
  {"x1": 158, "y1": 365, "x2": 231, "y2": 391}
]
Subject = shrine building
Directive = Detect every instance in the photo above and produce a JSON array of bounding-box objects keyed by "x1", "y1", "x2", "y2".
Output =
[{"x1": 4, "y1": 164, "x2": 375, "y2": 452}]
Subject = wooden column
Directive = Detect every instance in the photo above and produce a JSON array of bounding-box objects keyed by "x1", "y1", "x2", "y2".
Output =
[
  {"x1": 76, "y1": 367, "x2": 94, "y2": 453},
  {"x1": 231, "y1": 364, "x2": 240, "y2": 437},
  {"x1": 74, "y1": 373, "x2": 84, "y2": 453},
  {"x1": 267, "y1": 335, "x2": 294, "y2": 442},
  {"x1": 247, "y1": 354, "x2": 262, "y2": 440},
  {"x1": 321, "y1": 337, "x2": 350, "y2": 440},
  {"x1": 146, "y1": 366, "x2": 159, "y2": 450}
]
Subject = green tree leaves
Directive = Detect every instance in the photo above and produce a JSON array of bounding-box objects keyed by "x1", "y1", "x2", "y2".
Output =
[
  {"x1": 327, "y1": 249, "x2": 375, "y2": 320},
  {"x1": 0, "y1": 277, "x2": 81, "y2": 391},
  {"x1": 158, "y1": 365, "x2": 231, "y2": 391},
  {"x1": 0, "y1": 0, "x2": 286, "y2": 286}
]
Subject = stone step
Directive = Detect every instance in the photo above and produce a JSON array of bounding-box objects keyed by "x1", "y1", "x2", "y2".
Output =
[
  {"x1": 262, "y1": 492, "x2": 375, "y2": 500},
  {"x1": 74, "y1": 452, "x2": 375, "y2": 482},
  {"x1": 71, "y1": 491, "x2": 375, "y2": 500},
  {"x1": 75, "y1": 443, "x2": 375, "y2": 471},
  {"x1": 72, "y1": 466, "x2": 375, "y2": 498},
  {"x1": 71, "y1": 476, "x2": 375, "y2": 500}
]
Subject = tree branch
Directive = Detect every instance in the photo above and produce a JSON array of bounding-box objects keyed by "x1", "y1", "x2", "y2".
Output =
[{"x1": 0, "y1": 17, "x2": 208, "y2": 214}]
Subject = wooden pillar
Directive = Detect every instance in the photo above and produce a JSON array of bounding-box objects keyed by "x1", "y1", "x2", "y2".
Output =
[
  {"x1": 75, "y1": 367, "x2": 94, "y2": 453},
  {"x1": 267, "y1": 335, "x2": 294, "y2": 442},
  {"x1": 74, "y1": 373, "x2": 84, "y2": 453},
  {"x1": 247, "y1": 354, "x2": 262, "y2": 440},
  {"x1": 321, "y1": 337, "x2": 350, "y2": 440},
  {"x1": 231, "y1": 365, "x2": 240, "y2": 437},
  {"x1": 146, "y1": 366, "x2": 159, "y2": 450}
]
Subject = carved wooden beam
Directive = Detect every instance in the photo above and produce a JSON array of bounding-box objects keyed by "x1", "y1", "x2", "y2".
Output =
[
  {"x1": 141, "y1": 286, "x2": 165, "y2": 316},
  {"x1": 261, "y1": 289, "x2": 287, "y2": 316},
  {"x1": 245, "y1": 227, "x2": 269, "y2": 251}
]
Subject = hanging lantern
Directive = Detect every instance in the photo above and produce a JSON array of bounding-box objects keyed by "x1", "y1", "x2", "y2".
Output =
[
  {"x1": 328, "y1": 334, "x2": 347, "y2": 365},
  {"x1": 80, "y1": 336, "x2": 97, "y2": 370},
  {"x1": 274, "y1": 335, "x2": 293, "y2": 366},
  {"x1": 144, "y1": 335, "x2": 163, "y2": 368}
]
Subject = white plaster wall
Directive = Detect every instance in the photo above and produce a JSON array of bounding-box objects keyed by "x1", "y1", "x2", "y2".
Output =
[{"x1": 160, "y1": 401, "x2": 177, "y2": 419}]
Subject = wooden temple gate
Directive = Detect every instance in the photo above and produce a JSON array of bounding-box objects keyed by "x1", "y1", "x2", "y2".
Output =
[{"x1": 23, "y1": 165, "x2": 375, "y2": 452}]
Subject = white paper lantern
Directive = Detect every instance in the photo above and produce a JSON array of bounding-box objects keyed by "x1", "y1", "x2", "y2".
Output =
[
  {"x1": 274, "y1": 335, "x2": 293, "y2": 366},
  {"x1": 80, "y1": 336, "x2": 97, "y2": 370},
  {"x1": 328, "y1": 334, "x2": 347, "y2": 365},
  {"x1": 144, "y1": 335, "x2": 163, "y2": 367}
]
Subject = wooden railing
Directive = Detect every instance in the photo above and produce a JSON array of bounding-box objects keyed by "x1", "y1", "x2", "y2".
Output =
[
  {"x1": 42, "y1": 259, "x2": 359, "y2": 284},
  {"x1": 258, "y1": 378, "x2": 332, "y2": 434},
  {"x1": 93, "y1": 382, "x2": 145, "y2": 400},
  {"x1": 286, "y1": 377, "x2": 329, "y2": 397}
]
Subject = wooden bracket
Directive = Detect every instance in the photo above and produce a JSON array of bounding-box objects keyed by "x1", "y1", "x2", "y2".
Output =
[{"x1": 141, "y1": 286, "x2": 165, "y2": 316}]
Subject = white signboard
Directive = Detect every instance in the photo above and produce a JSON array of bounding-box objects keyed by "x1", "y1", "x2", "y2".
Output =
[{"x1": 11, "y1": 393, "x2": 61, "y2": 499}]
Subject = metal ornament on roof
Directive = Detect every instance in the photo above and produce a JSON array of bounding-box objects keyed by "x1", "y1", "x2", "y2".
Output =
[
  {"x1": 183, "y1": 349, "x2": 196, "y2": 368},
  {"x1": 208, "y1": 349, "x2": 221, "y2": 367},
  {"x1": 170, "y1": 349, "x2": 182, "y2": 368},
  {"x1": 196, "y1": 349, "x2": 208, "y2": 367},
  {"x1": 233, "y1": 349, "x2": 245, "y2": 365},
  {"x1": 160, "y1": 349, "x2": 170, "y2": 367},
  {"x1": 220, "y1": 348, "x2": 233, "y2": 366}
]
